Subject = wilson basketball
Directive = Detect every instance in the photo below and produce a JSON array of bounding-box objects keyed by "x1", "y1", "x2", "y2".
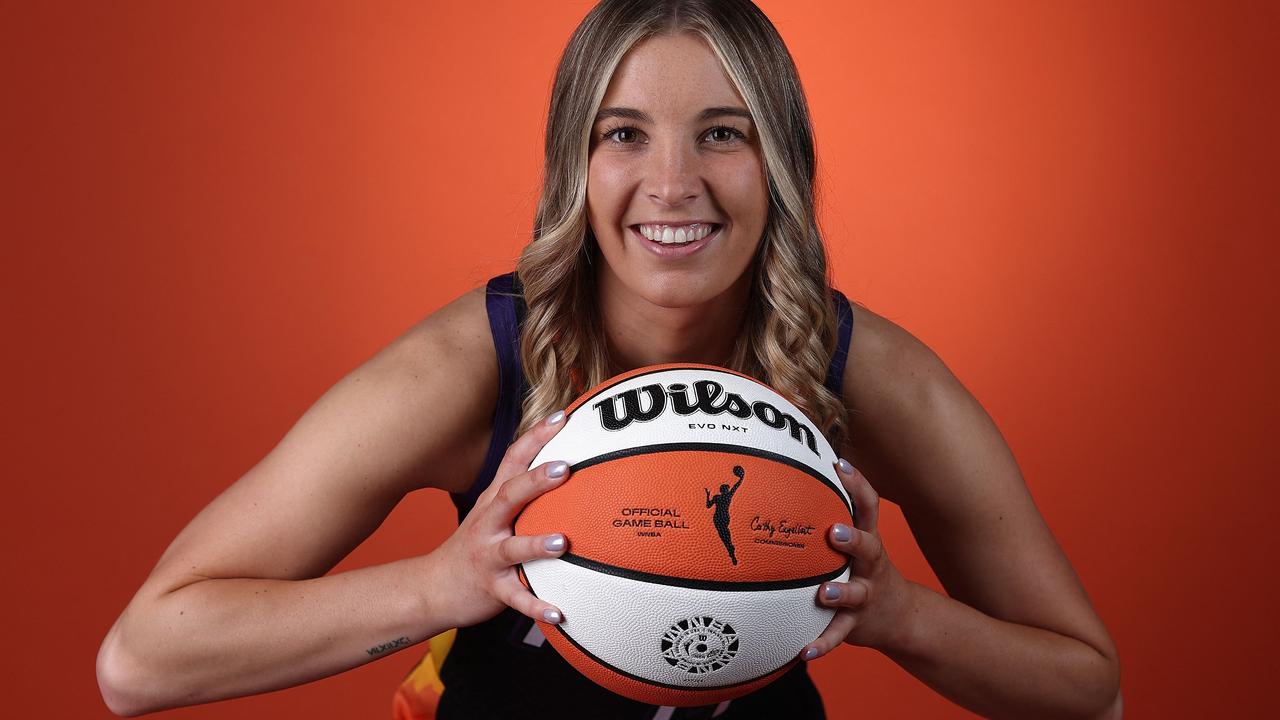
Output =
[{"x1": 515, "y1": 363, "x2": 854, "y2": 707}]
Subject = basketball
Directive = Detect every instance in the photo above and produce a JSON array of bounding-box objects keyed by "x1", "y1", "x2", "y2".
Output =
[{"x1": 515, "y1": 363, "x2": 855, "y2": 707}]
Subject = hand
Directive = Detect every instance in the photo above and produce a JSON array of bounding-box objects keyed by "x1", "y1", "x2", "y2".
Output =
[
  {"x1": 800, "y1": 458, "x2": 915, "y2": 659},
  {"x1": 431, "y1": 410, "x2": 572, "y2": 629}
]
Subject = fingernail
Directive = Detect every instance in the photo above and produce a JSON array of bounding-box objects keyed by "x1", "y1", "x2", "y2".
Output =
[
  {"x1": 544, "y1": 534, "x2": 566, "y2": 552},
  {"x1": 547, "y1": 461, "x2": 569, "y2": 478},
  {"x1": 822, "y1": 583, "x2": 840, "y2": 601},
  {"x1": 546, "y1": 410, "x2": 566, "y2": 426},
  {"x1": 832, "y1": 523, "x2": 852, "y2": 542},
  {"x1": 542, "y1": 608, "x2": 562, "y2": 624},
  {"x1": 837, "y1": 458, "x2": 853, "y2": 475},
  {"x1": 802, "y1": 646, "x2": 820, "y2": 661}
]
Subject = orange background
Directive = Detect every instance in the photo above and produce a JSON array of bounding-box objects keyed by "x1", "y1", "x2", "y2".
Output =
[{"x1": 4, "y1": 1, "x2": 1277, "y2": 717}]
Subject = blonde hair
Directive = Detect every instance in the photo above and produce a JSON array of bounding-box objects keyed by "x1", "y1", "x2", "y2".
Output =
[{"x1": 510, "y1": 0, "x2": 849, "y2": 454}]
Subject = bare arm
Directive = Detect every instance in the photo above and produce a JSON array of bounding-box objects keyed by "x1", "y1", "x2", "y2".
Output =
[
  {"x1": 838, "y1": 306, "x2": 1121, "y2": 719},
  {"x1": 98, "y1": 554, "x2": 455, "y2": 715},
  {"x1": 96, "y1": 288, "x2": 498, "y2": 716},
  {"x1": 886, "y1": 584, "x2": 1122, "y2": 719}
]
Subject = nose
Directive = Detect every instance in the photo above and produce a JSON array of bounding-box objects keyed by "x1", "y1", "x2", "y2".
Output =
[{"x1": 644, "y1": 138, "x2": 702, "y2": 207}]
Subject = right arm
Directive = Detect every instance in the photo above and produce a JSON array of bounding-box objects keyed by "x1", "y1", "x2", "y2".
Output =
[{"x1": 95, "y1": 287, "x2": 569, "y2": 716}]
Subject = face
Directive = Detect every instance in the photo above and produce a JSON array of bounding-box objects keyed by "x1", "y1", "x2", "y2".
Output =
[{"x1": 587, "y1": 32, "x2": 768, "y2": 309}]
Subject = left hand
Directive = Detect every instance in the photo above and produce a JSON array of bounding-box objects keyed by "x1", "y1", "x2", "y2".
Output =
[{"x1": 801, "y1": 458, "x2": 916, "y2": 659}]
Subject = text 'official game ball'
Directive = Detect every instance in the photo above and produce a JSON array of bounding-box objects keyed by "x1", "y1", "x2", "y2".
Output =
[{"x1": 515, "y1": 364, "x2": 854, "y2": 707}]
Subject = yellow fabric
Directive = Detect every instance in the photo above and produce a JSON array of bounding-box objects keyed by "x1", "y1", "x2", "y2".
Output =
[{"x1": 390, "y1": 629, "x2": 456, "y2": 720}]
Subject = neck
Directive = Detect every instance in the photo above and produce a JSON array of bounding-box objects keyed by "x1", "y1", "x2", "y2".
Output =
[{"x1": 597, "y1": 267, "x2": 751, "y2": 376}]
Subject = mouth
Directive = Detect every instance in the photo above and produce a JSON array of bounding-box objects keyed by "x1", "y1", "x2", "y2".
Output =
[{"x1": 628, "y1": 223, "x2": 723, "y2": 258}]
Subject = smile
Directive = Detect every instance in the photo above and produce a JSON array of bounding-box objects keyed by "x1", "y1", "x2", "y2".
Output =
[
  {"x1": 634, "y1": 222, "x2": 719, "y2": 245},
  {"x1": 628, "y1": 223, "x2": 723, "y2": 259}
]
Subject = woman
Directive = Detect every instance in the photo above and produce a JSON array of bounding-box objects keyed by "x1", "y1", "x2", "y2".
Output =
[{"x1": 97, "y1": 1, "x2": 1122, "y2": 718}]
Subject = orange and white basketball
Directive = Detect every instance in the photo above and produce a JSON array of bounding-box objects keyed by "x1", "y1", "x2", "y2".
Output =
[{"x1": 515, "y1": 363, "x2": 854, "y2": 707}]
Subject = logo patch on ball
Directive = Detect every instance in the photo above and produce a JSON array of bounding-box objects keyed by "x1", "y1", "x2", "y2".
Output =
[{"x1": 660, "y1": 616, "x2": 740, "y2": 674}]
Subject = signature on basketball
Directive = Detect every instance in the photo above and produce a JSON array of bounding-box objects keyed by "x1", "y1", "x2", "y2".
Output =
[{"x1": 749, "y1": 516, "x2": 816, "y2": 539}]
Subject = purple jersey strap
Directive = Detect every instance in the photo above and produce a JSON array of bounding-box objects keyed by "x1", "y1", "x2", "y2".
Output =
[
  {"x1": 449, "y1": 272, "x2": 527, "y2": 522},
  {"x1": 826, "y1": 288, "x2": 854, "y2": 399}
]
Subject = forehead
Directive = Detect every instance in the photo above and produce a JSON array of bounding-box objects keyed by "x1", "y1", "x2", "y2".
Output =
[{"x1": 599, "y1": 32, "x2": 746, "y2": 114}]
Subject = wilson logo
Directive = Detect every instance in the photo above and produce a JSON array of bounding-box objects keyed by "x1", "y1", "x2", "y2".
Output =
[{"x1": 591, "y1": 379, "x2": 819, "y2": 456}]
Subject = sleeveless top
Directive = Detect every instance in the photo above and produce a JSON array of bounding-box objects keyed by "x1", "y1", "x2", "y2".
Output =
[{"x1": 392, "y1": 271, "x2": 856, "y2": 720}]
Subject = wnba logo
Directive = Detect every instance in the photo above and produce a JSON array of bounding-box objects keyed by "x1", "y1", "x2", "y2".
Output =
[
  {"x1": 660, "y1": 616, "x2": 740, "y2": 675},
  {"x1": 706, "y1": 466, "x2": 745, "y2": 564}
]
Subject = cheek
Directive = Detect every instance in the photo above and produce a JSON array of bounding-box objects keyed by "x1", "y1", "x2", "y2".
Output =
[
  {"x1": 585, "y1": 165, "x2": 634, "y2": 260},
  {"x1": 715, "y1": 163, "x2": 768, "y2": 227},
  {"x1": 586, "y1": 158, "x2": 631, "y2": 217}
]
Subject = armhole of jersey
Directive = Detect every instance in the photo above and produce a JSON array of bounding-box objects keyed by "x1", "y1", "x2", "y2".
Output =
[
  {"x1": 511, "y1": 272, "x2": 532, "y2": 400},
  {"x1": 449, "y1": 273, "x2": 523, "y2": 523},
  {"x1": 826, "y1": 288, "x2": 854, "y2": 402}
]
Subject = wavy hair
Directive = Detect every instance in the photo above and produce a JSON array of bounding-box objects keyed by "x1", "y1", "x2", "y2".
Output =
[{"x1": 509, "y1": 0, "x2": 850, "y2": 455}]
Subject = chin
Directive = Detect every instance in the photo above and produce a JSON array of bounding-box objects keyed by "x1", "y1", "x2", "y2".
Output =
[{"x1": 632, "y1": 273, "x2": 732, "y2": 309}]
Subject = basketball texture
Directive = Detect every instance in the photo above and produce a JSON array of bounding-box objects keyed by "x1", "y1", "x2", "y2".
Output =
[{"x1": 515, "y1": 363, "x2": 854, "y2": 707}]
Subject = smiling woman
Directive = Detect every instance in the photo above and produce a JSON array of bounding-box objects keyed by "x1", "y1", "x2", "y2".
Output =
[
  {"x1": 515, "y1": 1, "x2": 845, "y2": 458},
  {"x1": 95, "y1": 1, "x2": 1120, "y2": 719}
]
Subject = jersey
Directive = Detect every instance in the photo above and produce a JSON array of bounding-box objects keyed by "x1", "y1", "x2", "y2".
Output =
[{"x1": 392, "y1": 271, "x2": 856, "y2": 720}]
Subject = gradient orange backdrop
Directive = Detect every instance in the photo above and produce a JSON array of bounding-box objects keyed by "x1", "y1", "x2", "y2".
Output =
[{"x1": 4, "y1": 1, "x2": 1277, "y2": 717}]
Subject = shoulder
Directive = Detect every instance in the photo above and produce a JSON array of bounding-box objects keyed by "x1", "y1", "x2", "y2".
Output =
[
  {"x1": 839, "y1": 302, "x2": 959, "y2": 504},
  {"x1": 842, "y1": 302, "x2": 943, "y2": 415},
  {"x1": 381, "y1": 283, "x2": 500, "y2": 493},
  {"x1": 400, "y1": 284, "x2": 494, "y2": 366}
]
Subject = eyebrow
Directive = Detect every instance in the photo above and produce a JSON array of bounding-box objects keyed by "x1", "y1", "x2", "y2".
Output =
[{"x1": 594, "y1": 106, "x2": 753, "y2": 124}]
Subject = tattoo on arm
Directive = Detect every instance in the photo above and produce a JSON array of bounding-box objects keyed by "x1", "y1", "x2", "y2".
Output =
[{"x1": 366, "y1": 636, "x2": 412, "y2": 656}]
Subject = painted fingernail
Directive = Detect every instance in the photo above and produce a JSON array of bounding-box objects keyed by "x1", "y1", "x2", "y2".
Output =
[
  {"x1": 837, "y1": 458, "x2": 854, "y2": 475},
  {"x1": 546, "y1": 410, "x2": 566, "y2": 426},
  {"x1": 547, "y1": 461, "x2": 569, "y2": 478},
  {"x1": 822, "y1": 583, "x2": 840, "y2": 601},
  {"x1": 544, "y1": 534, "x2": 566, "y2": 552},
  {"x1": 542, "y1": 608, "x2": 562, "y2": 624},
  {"x1": 832, "y1": 523, "x2": 852, "y2": 542},
  {"x1": 802, "y1": 646, "x2": 820, "y2": 661}
]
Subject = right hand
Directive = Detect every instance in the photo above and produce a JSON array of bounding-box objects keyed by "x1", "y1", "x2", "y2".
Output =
[{"x1": 431, "y1": 409, "x2": 572, "y2": 629}]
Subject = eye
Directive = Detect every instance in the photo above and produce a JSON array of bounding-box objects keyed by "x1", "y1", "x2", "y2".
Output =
[
  {"x1": 704, "y1": 126, "x2": 747, "y2": 144},
  {"x1": 599, "y1": 125, "x2": 641, "y2": 144},
  {"x1": 596, "y1": 125, "x2": 749, "y2": 147}
]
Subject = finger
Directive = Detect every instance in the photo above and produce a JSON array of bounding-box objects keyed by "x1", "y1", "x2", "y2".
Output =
[
  {"x1": 835, "y1": 458, "x2": 879, "y2": 533},
  {"x1": 484, "y1": 460, "x2": 571, "y2": 531},
  {"x1": 800, "y1": 610, "x2": 855, "y2": 661},
  {"x1": 495, "y1": 574, "x2": 565, "y2": 625},
  {"x1": 817, "y1": 578, "x2": 870, "y2": 609},
  {"x1": 829, "y1": 524, "x2": 884, "y2": 573},
  {"x1": 483, "y1": 410, "x2": 569, "y2": 504},
  {"x1": 496, "y1": 532, "x2": 568, "y2": 566}
]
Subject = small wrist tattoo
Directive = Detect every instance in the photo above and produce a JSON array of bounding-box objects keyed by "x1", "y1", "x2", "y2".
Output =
[{"x1": 366, "y1": 636, "x2": 412, "y2": 656}]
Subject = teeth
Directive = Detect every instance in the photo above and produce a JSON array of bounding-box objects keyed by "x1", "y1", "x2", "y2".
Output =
[{"x1": 638, "y1": 223, "x2": 716, "y2": 244}]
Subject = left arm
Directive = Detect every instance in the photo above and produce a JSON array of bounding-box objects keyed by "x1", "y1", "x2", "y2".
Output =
[{"x1": 807, "y1": 306, "x2": 1121, "y2": 719}]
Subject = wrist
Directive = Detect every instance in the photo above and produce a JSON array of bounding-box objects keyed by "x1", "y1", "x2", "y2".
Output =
[
  {"x1": 409, "y1": 551, "x2": 456, "y2": 634},
  {"x1": 875, "y1": 579, "x2": 929, "y2": 658}
]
